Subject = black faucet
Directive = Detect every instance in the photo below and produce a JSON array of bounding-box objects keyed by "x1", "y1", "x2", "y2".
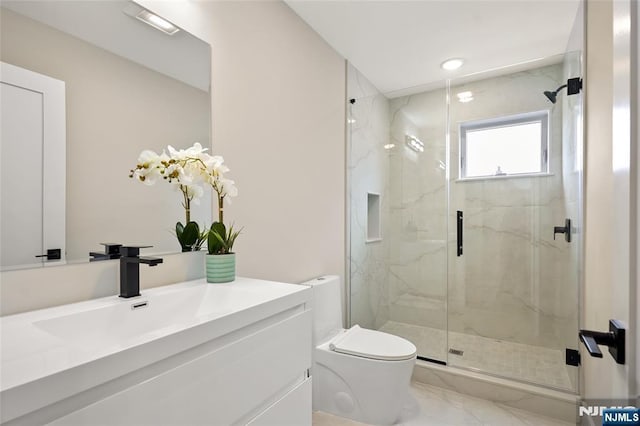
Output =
[{"x1": 119, "y1": 246, "x2": 163, "y2": 298}]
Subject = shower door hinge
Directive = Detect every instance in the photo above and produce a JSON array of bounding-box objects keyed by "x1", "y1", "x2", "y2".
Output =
[
  {"x1": 566, "y1": 348, "x2": 581, "y2": 366},
  {"x1": 567, "y1": 77, "x2": 583, "y2": 95}
]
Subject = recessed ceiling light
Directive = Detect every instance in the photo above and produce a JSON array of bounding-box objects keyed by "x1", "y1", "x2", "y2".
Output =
[
  {"x1": 441, "y1": 58, "x2": 464, "y2": 71},
  {"x1": 135, "y1": 9, "x2": 180, "y2": 35}
]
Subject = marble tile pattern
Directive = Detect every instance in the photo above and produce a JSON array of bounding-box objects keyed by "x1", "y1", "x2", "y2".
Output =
[
  {"x1": 380, "y1": 320, "x2": 573, "y2": 391},
  {"x1": 312, "y1": 382, "x2": 574, "y2": 426},
  {"x1": 347, "y1": 64, "x2": 392, "y2": 330}
]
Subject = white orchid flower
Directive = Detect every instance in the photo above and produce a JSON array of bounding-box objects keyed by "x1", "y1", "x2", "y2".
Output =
[
  {"x1": 219, "y1": 178, "x2": 238, "y2": 201},
  {"x1": 185, "y1": 142, "x2": 208, "y2": 158},
  {"x1": 206, "y1": 155, "x2": 224, "y2": 169},
  {"x1": 130, "y1": 143, "x2": 240, "y2": 231},
  {"x1": 131, "y1": 149, "x2": 162, "y2": 185},
  {"x1": 185, "y1": 184, "x2": 204, "y2": 204}
]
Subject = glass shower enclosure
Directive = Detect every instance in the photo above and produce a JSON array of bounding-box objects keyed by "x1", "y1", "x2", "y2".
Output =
[{"x1": 347, "y1": 51, "x2": 583, "y2": 392}]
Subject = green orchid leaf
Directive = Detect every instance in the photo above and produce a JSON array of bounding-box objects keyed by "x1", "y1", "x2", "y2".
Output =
[
  {"x1": 182, "y1": 221, "x2": 199, "y2": 246},
  {"x1": 208, "y1": 222, "x2": 226, "y2": 254},
  {"x1": 176, "y1": 221, "x2": 188, "y2": 249}
]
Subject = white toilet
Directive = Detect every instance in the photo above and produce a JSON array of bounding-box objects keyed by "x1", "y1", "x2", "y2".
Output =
[{"x1": 304, "y1": 276, "x2": 416, "y2": 425}]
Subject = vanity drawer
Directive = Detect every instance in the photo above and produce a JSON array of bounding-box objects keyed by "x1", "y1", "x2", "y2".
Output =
[
  {"x1": 48, "y1": 309, "x2": 311, "y2": 425},
  {"x1": 247, "y1": 377, "x2": 311, "y2": 426}
]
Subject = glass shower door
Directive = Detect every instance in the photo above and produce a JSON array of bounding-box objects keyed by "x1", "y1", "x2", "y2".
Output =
[
  {"x1": 447, "y1": 54, "x2": 582, "y2": 392},
  {"x1": 382, "y1": 88, "x2": 449, "y2": 363}
]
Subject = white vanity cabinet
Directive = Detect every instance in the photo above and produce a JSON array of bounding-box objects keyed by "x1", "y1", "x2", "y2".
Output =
[{"x1": 1, "y1": 278, "x2": 312, "y2": 426}]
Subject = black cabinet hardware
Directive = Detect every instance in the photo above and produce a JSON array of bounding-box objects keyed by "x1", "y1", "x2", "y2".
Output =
[{"x1": 35, "y1": 248, "x2": 61, "y2": 260}]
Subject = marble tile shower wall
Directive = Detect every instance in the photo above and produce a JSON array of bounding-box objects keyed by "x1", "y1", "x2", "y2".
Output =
[
  {"x1": 387, "y1": 90, "x2": 448, "y2": 332},
  {"x1": 448, "y1": 63, "x2": 575, "y2": 351},
  {"x1": 347, "y1": 64, "x2": 391, "y2": 330}
]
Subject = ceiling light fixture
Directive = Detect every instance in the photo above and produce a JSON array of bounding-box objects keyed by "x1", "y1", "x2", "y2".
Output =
[
  {"x1": 135, "y1": 9, "x2": 180, "y2": 35},
  {"x1": 441, "y1": 58, "x2": 464, "y2": 71},
  {"x1": 384, "y1": 143, "x2": 395, "y2": 150},
  {"x1": 456, "y1": 91, "x2": 474, "y2": 103}
]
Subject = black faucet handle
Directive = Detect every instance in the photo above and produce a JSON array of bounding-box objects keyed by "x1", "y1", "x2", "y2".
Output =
[
  {"x1": 100, "y1": 243, "x2": 123, "y2": 255},
  {"x1": 139, "y1": 256, "x2": 163, "y2": 266},
  {"x1": 119, "y1": 245, "x2": 153, "y2": 257}
]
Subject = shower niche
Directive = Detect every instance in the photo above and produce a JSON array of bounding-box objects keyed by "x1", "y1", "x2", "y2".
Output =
[
  {"x1": 347, "y1": 50, "x2": 583, "y2": 392},
  {"x1": 366, "y1": 192, "x2": 381, "y2": 242}
]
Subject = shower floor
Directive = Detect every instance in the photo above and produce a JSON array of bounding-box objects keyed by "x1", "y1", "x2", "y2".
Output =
[{"x1": 379, "y1": 321, "x2": 574, "y2": 391}]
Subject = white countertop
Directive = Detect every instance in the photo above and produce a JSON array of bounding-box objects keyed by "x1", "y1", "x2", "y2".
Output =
[{"x1": 1, "y1": 277, "x2": 310, "y2": 422}]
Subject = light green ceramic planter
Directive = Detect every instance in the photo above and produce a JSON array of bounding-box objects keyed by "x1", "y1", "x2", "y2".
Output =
[{"x1": 206, "y1": 253, "x2": 236, "y2": 283}]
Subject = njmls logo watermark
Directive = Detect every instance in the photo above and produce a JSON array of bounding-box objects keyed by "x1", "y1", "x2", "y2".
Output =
[{"x1": 581, "y1": 400, "x2": 640, "y2": 425}]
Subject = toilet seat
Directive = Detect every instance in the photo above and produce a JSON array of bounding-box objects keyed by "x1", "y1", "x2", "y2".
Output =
[{"x1": 329, "y1": 325, "x2": 417, "y2": 361}]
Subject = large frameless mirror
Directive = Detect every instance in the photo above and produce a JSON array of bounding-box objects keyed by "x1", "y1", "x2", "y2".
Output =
[{"x1": 0, "y1": 1, "x2": 211, "y2": 271}]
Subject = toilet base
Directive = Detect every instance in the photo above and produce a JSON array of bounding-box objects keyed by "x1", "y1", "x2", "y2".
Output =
[{"x1": 313, "y1": 343, "x2": 415, "y2": 426}]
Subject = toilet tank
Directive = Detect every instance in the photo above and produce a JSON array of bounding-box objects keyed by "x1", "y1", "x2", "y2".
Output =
[{"x1": 302, "y1": 276, "x2": 343, "y2": 345}]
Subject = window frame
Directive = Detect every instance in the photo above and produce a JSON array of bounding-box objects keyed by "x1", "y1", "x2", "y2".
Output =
[{"x1": 459, "y1": 110, "x2": 550, "y2": 180}]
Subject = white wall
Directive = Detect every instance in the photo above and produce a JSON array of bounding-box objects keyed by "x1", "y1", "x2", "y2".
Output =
[
  {"x1": 1, "y1": 1, "x2": 347, "y2": 315},
  {"x1": 138, "y1": 0, "x2": 346, "y2": 285}
]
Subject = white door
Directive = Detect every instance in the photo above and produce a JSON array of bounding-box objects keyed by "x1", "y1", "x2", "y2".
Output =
[
  {"x1": 609, "y1": 0, "x2": 637, "y2": 398},
  {"x1": 0, "y1": 62, "x2": 65, "y2": 269}
]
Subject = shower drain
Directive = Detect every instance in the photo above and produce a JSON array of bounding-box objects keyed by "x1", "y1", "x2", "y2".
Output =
[{"x1": 448, "y1": 348, "x2": 464, "y2": 356}]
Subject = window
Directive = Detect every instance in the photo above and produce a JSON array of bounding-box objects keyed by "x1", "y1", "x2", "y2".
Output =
[{"x1": 459, "y1": 111, "x2": 549, "y2": 179}]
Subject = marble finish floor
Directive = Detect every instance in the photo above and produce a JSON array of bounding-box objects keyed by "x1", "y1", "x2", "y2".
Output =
[
  {"x1": 312, "y1": 381, "x2": 573, "y2": 426},
  {"x1": 379, "y1": 321, "x2": 574, "y2": 391}
]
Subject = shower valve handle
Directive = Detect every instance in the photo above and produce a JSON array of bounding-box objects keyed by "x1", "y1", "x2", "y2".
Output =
[{"x1": 553, "y1": 218, "x2": 571, "y2": 242}]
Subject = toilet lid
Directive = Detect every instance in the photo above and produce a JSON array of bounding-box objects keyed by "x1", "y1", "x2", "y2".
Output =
[{"x1": 329, "y1": 325, "x2": 417, "y2": 361}]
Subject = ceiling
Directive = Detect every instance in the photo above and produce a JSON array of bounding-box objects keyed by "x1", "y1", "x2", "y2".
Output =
[
  {"x1": 286, "y1": 0, "x2": 581, "y2": 98},
  {"x1": 1, "y1": 1, "x2": 210, "y2": 91}
]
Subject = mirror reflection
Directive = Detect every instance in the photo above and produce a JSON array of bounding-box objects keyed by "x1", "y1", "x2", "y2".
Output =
[{"x1": 0, "y1": 1, "x2": 212, "y2": 270}]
